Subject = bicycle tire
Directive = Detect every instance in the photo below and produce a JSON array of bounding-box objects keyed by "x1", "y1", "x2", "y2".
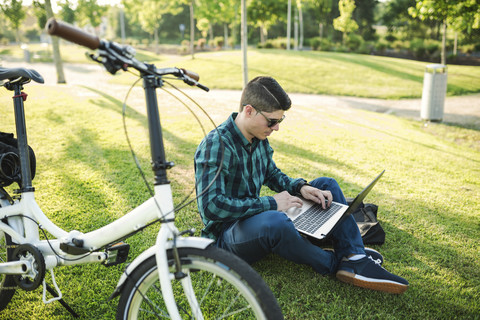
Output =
[
  {"x1": 0, "y1": 229, "x2": 16, "y2": 311},
  {"x1": 116, "y1": 245, "x2": 283, "y2": 320}
]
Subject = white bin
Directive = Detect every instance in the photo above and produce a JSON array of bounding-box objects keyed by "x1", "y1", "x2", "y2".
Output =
[{"x1": 421, "y1": 64, "x2": 447, "y2": 122}]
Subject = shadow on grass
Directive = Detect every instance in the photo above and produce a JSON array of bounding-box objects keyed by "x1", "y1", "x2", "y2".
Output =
[
  {"x1": 328, "y1": 109, "x2": 480, "y2": 162},
  {"x1": 380, "y1": 217, "x2": 479, "y2": 318},
  {"x1": 322, "y1": 53, "x2": 424, "y2": 84},
  {"x1": 42, "y1": 85, "x2": 201, "y2": 233}
]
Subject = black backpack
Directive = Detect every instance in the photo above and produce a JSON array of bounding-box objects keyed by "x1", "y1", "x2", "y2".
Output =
[
  {"x1": 0, "y1": 131, "x2": 36, "y2": 187},
  {"x1": 347, "y1": 198, "x2": 386, "y2": 245}
]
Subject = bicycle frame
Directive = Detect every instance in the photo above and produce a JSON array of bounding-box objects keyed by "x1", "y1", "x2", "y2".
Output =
[{"x1": 0, "y1": 70, "x2": 213, "y2": 318}]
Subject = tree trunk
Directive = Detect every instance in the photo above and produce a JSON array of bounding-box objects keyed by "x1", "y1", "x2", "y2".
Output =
[
  {"x1": 287, "y1": 0, "x2": 291, "y2": 50},
  {"x1": 241, "y1": 0, "x2": 248, "y2": 88},
  {"x1": 120, "y1": 9, "x2": 126, "y2": 44},
  {"x1": 298, "y1": 1, "x2": 303, "y2": 50},
  {"x1": 294, "y1": 7, "x2": 298, "y2": 50},
  {"x1": 45, "y1": 0, "x2": 66, "y2": 83},
  {"x1": 260, "y1": 24, "x2": 266, "y2": 44},
  {"x1": 154, "y1": 27, "x2": 159, "y2": 55},
  {"x1": 15, "y1": 29, "x2": 21, "y2": 43},
  {"x1": 209, "y1": 24, "x2": 214, "y2": 48},
  {"x1": 453, "y1": 32, "x2": 457, "y2": 56},
  {"x1": 223, "y1": 23, "x2": 229, "y2": 49},
  {"x1": 441, "y1": 20, "x2": 447, "y2": 65},
  {"x1": 190, "y1": 2, "x2": 195, "y2": 59}
]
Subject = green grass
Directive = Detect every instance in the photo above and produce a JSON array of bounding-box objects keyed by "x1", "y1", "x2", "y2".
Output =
[
  {"x1": 0, "y1": 50, "x2": 479, "y2": 319},
  {"x1": 109, "y1": 49, "x2": 480, "y2": 99}
]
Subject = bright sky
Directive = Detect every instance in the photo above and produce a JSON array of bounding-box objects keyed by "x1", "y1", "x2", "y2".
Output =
[{"x1": 23, "y1": 0, "x2": 122, "y2": 12}]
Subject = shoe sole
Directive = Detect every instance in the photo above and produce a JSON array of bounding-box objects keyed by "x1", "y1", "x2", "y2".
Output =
[{"x1": 336, "y1": 270, "x2": 408, "y2": 294}]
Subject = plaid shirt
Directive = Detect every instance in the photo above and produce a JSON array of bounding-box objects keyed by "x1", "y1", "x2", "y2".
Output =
[{"x1": 194, "y1": 113, "x2": 304, "y2": 240}]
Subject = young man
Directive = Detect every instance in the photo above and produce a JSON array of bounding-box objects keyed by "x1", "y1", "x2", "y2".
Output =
[{"x1": 194, "y1": 76, "x2": 408, "y2": 294}]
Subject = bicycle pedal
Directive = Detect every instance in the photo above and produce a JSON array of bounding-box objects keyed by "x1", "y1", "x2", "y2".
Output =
[
  {"x1": 104, "y1": 242, "x2": 130, "y2": 267},
  {"x1": 59, "y1": 241, "x2": 90, "y2": 255}
]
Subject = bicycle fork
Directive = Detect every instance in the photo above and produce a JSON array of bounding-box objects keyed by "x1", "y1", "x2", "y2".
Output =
[{"x1": 155, "y1": 224, "x2": 204, "y2": 320}]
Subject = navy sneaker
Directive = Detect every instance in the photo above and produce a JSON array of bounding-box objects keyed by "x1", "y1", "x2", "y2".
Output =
[
  {"x1": 364, "y1": 248, "x2": 383, "y2": 266},
  {"x1": 324, "y1": 248, "x2": 384, "y2": 265},
  {"x1": 336, "y1": 256, "x2": 409, "y2": 294}
]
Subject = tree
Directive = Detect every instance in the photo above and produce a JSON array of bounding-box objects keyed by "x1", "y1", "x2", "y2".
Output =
[
  {"x1": 58, "y1": 0, "x2": 76, "y2": 24},
  {"x1": 124, "y1": 0, "x2": 162, "y2": 47},
  {"x1": 451, "y1": 0, "x2": 480, "y2": 34},
  {"x1": 353, "y1": 0, "x2": 377, "y2": 41},
  {"x1": 409, "y1": 0, "x2": 480, "y2": 65},
  {"x1": 196, "y1": 17, "x2": 210, "y2": 45},
  {"x1": 32, "y1": 1, "x2": 47, "y2": 30},
  {"x1": 123, "y1": 0, "x2": 181, "y2": 54},
  {"x1": 248, "y1": 0, "x2": 288, "y2": 45},
  {"x1": 76, "y1": 0, "x2": 107, "y2": 35},
  {"x1": 44, "y1": 0, "x2": 66, "y2": 83},
  {"x1": 381, "y1": 0, "x2": 416, "y2": 30},
  {"x1": 217, "y1": 0, "x2": 238, "y2": 48},
  {"x1": 333, "y1": 0, "x2": 358, "y2": 43},
  {"x1": 0, "y1": 0, "x2": 26, "y2": 43},
  {"x1": 196, "y1": 0, "x2": 237, "y2": 48},
  {"x1": 307, "y1": 0, "x2": 333, "y2": 38}
]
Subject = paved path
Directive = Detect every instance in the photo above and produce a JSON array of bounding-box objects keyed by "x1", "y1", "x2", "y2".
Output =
[{"x1": 2, "y1": 60, "x2": 480, "y2": 129}]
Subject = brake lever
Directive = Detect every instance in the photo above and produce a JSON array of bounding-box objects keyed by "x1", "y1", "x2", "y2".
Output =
[
  {"x1": 89, "y1": 42, "x2": 135, "y2": 75},
  {"x1": 88, "y1": 50, "x2": 123, "y2": 75}
]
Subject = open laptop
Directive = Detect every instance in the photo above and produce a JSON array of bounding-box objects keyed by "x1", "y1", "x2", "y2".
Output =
[{"x1": 285, "y1": 170, "x2": 385, "y2": 240}]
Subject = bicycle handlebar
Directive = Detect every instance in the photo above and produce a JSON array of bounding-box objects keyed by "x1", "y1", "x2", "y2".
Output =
[
  {"x1": 45, "y1": 18, "x2": 208, "y2": 91},
  {"x1": 46, "y1": 18, "x2": 101, "y2": 50}
]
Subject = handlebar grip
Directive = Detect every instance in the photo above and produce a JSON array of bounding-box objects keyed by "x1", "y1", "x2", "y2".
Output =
[
  {"x1": 181, "y1": 68, "x2": 199, "y2": 82},
  {"x1": 46, "y1": 18, "x2": 101, "y2": 50}
]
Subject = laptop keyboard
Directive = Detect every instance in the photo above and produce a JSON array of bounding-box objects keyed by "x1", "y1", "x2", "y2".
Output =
[{"x1": 293, "y1": 203, "x2": 342, "y2": 234}]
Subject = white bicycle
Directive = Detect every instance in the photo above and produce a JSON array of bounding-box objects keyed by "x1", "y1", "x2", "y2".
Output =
[{"x1": 0, "y1": 19, "x2": 283, "y2": 319}]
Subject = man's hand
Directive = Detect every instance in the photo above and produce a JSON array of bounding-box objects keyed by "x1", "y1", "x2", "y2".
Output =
[
  {"x1": 300, "y1": 185, "x2": 332, "y2": 209},
  {"x1": 273, "y1": 191, "x2": 303, "y2": 212}
]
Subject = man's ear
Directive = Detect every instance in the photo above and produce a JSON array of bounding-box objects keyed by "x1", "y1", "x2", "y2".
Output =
[{"x1": 244, "y1": 104, "x2": 254, "y2": 116}]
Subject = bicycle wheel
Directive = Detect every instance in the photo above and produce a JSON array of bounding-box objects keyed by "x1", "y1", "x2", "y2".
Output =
[
  {"x1": 0, "y1": 229, "x2": 16, "y2": 311},
  {"x1": 116, "y1": 245, "x2": 283, "y2": 320}
]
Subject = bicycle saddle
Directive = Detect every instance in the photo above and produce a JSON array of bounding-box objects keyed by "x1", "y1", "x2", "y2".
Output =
[{"x1": 0, "y1": 67, "x2": 44, "y2": 83}]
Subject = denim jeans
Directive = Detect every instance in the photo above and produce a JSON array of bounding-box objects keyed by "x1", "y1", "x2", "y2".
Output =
[{"x1": 216, "y1": 177, "x2": 365, "y2": 275}]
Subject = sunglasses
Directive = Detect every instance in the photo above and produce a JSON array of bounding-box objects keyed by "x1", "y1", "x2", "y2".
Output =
[{"x1": 250, "y1": 106, "x2": 285, "y2": 127}]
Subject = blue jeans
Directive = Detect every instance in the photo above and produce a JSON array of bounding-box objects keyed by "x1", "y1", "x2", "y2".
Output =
[{"x1": 216, "y1": 177, "x2": 365, "y2": 275}]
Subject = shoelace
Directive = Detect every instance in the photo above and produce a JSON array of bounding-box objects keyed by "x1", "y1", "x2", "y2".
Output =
[{"x1": 368, "y1": 255, "x2": 382, "y2": 266}]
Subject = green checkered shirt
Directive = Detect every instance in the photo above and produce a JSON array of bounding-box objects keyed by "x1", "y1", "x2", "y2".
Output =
[{"x1": 194, "y1": 113, "x2": 304, "y2": 240}]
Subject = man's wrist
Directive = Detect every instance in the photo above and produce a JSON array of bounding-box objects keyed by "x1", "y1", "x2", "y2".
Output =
[{"x1": 296, "y1": 180, "x2": 311, "y2": 195}]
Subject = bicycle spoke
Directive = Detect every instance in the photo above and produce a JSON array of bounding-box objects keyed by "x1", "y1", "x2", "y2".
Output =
[
  {"x1": 133, "y1": 277, "x2": 167, "y2": 319},
  {"x1": 196, "y1": 273, "x2": 215, "y2": 308},
  {"x1": 220, "y1": 293, "x2": 251, "y2": 319}
]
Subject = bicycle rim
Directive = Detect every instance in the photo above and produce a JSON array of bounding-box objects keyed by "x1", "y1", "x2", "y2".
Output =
[{"x1": 117, "y1": 246, "x2": 282, "y2": 320}]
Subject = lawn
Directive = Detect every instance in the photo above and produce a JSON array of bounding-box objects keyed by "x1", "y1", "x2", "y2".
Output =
[
  {"x1": 110, "y1": 49, "x2": 480, "y2": 99},
  {"x1": 2, "y1": 44, "x2": 480, "y2": 99},
  {"x1": 0, "y1": 48, "x2": 479, "y2": 319}
]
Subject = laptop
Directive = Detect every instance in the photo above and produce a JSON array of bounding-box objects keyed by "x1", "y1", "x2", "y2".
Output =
[{"x1": 285, "y1": 170, "x2": 385, "y2": 240}]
